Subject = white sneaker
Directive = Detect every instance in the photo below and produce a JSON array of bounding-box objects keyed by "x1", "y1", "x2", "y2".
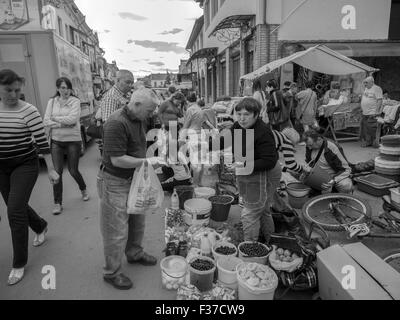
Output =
[
  {"x1": 7, "y1": 268, "x2": 24, "y2": 286},
  {"x1": 52, "y1": 204, "x2": 63, "y2": 215},
  {"x1": 33, "y1": 228, "x2": 48, "y2": 247},
  {"x1": 81, "y1": 190, "x2": 90, "y2": 202}
]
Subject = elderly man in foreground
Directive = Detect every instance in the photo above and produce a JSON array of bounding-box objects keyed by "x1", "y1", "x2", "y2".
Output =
[{"x1": 97, "y1": 88, "x2": 162, "y2": 290}]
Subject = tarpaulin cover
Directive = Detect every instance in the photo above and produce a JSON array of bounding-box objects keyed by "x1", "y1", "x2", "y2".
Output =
[{"x1": 240, "y1": 45, "x2": 379, "y2": 81}]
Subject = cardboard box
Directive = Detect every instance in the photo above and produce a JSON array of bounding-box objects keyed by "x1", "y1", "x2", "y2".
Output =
[{"x1": 317, "y1": 243, "x2": 400, "y2": 300}]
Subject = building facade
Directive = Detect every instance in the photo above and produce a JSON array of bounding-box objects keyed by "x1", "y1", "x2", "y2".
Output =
[{"x1": 188, "y1": 0, "x2": 400, "y2": 103}]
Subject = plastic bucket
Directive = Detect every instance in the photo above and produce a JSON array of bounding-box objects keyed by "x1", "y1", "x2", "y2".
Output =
[
  {"x1": 303, "y1": 164, "x2": 331, "y2": 191},
  {"x1": 189, "y1": 256, "x2": 216, "y2": 292},
  {"x1": 185, "y1": 198, "x2": 212, "y2": 226},
  {"x1": 212, "y1": 241, "x2": 238, "y2": 262},
  {"x1": 209, "y1": 195, "x2": 234, "y2": 222},
  {"x1": 160, "y1": 256, "x2": 188, "y2": 291},
  {"x1": 238, "y1": 242, "x2": 272, "y2": 265},
  {"x1": 217, "y1": 256, "x2": 242, "y2": 285},
  {"x1": 236, "y1": 263, "x2": 278, "y2": 301},
  {"x1": 195, "y1": 187, "x2": 216, "y2": 199},
  {"x1": 288, "y1": 193, "x2": 309, "y2": 210},
  {"x1": 286, "y1": 183, "x2": 311, "y2": 198},
  {"x1": 175, "y1": 185, "x2": 194, "y2": 210}
]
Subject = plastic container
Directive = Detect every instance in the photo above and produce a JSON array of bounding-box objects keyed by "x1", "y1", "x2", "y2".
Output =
[
  {"x1": 212, "y1": 241, "x2": 238, "y2": 262},
  {"x1": 209, "y1": 195, "x2": 234, "y2": 222},
  {"x1": 195, "y1": 187, "x2": 216, "y2": 199},
  {"x1": 381, "y1": 135, "x2": 400, "y2": 147},
  {"x1": 380, "y1": 145, "x2": 400, "y2": 156},
  {"x1": 236, "y1": 263, "x2": 279, "y2": 300},
  {"x1": 160, "y1": 256, "x2": 188, "y2": 291},
  {"x1": 238, "y1": 242, "x2": 272, "y2": 265},
  {"x1": 175, "y1": 185, "x2": 194, "y2": 210},
  {"x1": 390, "y1": 187, "x2": 400, "y2": 204},
  {"x1": 288, "y1": 193, "x2": 309, "y2": 210},
  {"x1": 286, "y1": 183, "x2": 311, "y2": 198},
  {"x1": 303, "y1": 164, "x2": 331, "y2": 191},
  {"x1": 354, "y1": 174, "x2": 399, "y2": 197},
  {"x1": 189, "y1": 256, "x2": 216, "y2": 292},
  {"x1": 217, "y1": 256, "x2": 242, "y2": 286},
  {"x1": 184, "y1": 198, "x2": 212, "y2": 226}
]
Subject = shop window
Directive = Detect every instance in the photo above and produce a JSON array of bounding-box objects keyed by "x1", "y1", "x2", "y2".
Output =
[
  {"x1": 389, "y1": 0, "x2": 400, "y2": 40},
  {"x1": 220, "y1": 61, "x2": 226, "y2": 96},
  {"x1": 58, "y1": 17, "x2": 63, "y2": 37},
  {"x1": 231, "y1": 55, "x2": 240, "y2": 97}
]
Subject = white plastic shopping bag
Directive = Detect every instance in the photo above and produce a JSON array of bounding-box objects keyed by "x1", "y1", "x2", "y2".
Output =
[{"x1": 127, "y1": 160, "x2": 164, "y2": 215}]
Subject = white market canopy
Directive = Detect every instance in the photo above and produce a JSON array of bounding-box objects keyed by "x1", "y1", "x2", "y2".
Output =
[{"x1": 240, "y1": 45, "x2": 379, "y2": 81}]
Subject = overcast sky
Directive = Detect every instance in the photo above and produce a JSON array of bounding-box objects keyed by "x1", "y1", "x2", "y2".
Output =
[{"x1": 74, "y1": 0, "x2": 203, "y2": 78}]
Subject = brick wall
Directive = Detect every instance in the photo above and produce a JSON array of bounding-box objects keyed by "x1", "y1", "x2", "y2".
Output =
[
  {"x1": 267, "y1": 24, "x2": 280, "y2": 63},
  {"x1": 255, "y1": 24, "x2": 268, "y2": 69}
]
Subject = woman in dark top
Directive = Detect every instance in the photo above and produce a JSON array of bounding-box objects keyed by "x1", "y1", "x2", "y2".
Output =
[
  {"x1": 266, "y1": 79, "x2": 290, "y2": 131},
  {"x1": 221, "y1": 97, "x2": 281, "y2": 242},
  {"x1": 0, "y1": 69, "x2": 59, "y2": 286}
]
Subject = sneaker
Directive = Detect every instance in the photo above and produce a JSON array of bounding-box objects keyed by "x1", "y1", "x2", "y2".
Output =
[
  {"x1": 82, "y1": 190, "x2": 90, "y2": 202},
  {"x1": 33, "y1": 227, "x2": 48, "y2": 247},
  {"x1": 7, "y1": 268, "x2": 25, "y2": 286},
  {"x1": 52, "y1": 204, "x2": 63, "y2": 216}
]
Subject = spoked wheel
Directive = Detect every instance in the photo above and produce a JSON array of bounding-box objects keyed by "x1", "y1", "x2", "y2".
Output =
[
  {"x1": 302, "y1": 193, "x2": 372, "y2": 232},
  {"x1": 383, "y1": 249, "x2": 400, "y2": 274}
]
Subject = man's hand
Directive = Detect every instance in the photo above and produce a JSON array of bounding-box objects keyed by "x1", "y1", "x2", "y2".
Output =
[
  {"x1": 303, "y1": 165, "x2": 312, "y2": 174},
  {"x1": 321, "y1": 180, "x2": 334, "y2": 193},
  {"x1": 48, "y1": 169, "x2": 60, "y2": 185},
  {"x1": 148, "y1": 157, "x2": 167, "y2": 169}
]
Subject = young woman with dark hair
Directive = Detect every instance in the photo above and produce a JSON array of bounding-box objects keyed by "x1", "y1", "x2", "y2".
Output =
[
  {"x1": 0, "y1": 69, "x2": 59, "y2": 285},
  {"x1": 44, "y1": 77, "x2": 89, "y2": 216},
  {"x1": 252, "y1": 80, "x2": 269, "y2": 124}
]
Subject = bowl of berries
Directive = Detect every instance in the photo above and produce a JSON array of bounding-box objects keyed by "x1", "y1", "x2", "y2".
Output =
[
  {"x1": 212, "y1": 241, "x2": 238, "y2": 262},
  {"x1": 238, "y1": 241, "x2": 272, "y2": 265}
]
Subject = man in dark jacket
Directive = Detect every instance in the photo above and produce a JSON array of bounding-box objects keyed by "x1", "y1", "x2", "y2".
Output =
[
  {"x1": 304, "y1": 131, "x2": 353, "y2": 194},
  {"x1": 266, "y1": 79, "x2": 290, "y2": 131}
]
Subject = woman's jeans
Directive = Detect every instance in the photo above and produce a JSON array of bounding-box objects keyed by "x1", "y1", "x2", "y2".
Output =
[
  {"x1": 0, "y1": 158, "x2": 47, "y2": 268},
  {"x1": 97, "y1": 170, "x2": 145, "y2": 277},
  {"x1": 51, "y1": 140, "x2": 87, "y2": 205},
  {"x1": 237, "y1": 163, "x2": 282, "y2": 242}
]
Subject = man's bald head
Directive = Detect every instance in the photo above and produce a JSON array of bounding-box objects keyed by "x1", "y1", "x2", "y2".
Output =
[
  {"x1": 116, "y1": 70, "x2": 134, "y2": 94},
  {"x1": 127, "y1": 88, "x2": 160, "y2": 121}
]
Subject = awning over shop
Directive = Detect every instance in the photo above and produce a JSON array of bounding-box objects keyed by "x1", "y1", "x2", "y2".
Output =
[
  {"x1": 209, "y1": 15, "x2": 255, "y2": 37},
  {"x1": 186, "y1": 47, "x2": 218, "y2": 66},
  {"x1": 240, "y1": 45, "x2": 380, "y2": 81}
]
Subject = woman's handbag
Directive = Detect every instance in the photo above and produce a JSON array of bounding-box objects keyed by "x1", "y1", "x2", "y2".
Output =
[{"x1": 87, "y1": 114, "x2": 103, "y2": 139}]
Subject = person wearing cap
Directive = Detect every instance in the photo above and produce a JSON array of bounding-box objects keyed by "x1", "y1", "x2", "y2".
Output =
[{"x1": 360, "y1": 76, "x2": 383, "y2": 148}]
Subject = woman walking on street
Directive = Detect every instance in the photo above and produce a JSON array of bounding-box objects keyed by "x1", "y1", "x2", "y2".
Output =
[
  {"x1": 0, "y1": 69, "x2": 59, "y2": 286},
  {"x1": 44, "y1": 77, "x2": 89, "y2": 215}
]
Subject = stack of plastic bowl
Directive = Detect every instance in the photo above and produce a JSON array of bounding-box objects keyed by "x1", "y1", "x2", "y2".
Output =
[
  {"x1": 194, "y1": 187, "x2": 216, "y2": 200},
  {"x1": 376, "y1": 136, "x2": 400, "y2": 181}
]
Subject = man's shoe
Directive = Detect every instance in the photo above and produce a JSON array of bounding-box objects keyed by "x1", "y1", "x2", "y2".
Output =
[
  {"x1": 103, "y1": 273, "x2": 133, "y2": 290},
  {"x1": 127, "y1": 252, "x2": 157, "y2": 266},
  {"x1": 52, "y1": 204, "x2": 63, "y2": 215}
]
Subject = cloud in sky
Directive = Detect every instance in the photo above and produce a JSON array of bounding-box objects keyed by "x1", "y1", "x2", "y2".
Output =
[
  {"x1": 104, "y1": 29, "x2": 111, "y2": 33},
  {"x1": 148, "y1": 61, "x2": 165, "y2": 67},
  {"x1": 130, "y1": 40, "x2": 186, "y2": 54},
  {"x1": 117, "y1": 49, "x2": 124, "y2": 53},
  {"x1": 159, "y1": 28, "x2": 184, "y2": 35},
  {"x1": 118, "y1": 12, "x2": 147, "y2": 21}
]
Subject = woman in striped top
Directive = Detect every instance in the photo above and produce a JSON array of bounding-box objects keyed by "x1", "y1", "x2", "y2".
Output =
[
  {"x1": 0, "y1": 69, "x2": 59, "y2": 286},
  {"x1": 272, "y1": 127, "x2": 303, "y2": 174}
]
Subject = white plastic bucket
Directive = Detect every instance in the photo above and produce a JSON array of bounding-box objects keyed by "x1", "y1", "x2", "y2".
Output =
[
  {"x1": 217, "y1": 256, "x2": 242, "y2": 285},
  {"x1": 184, "y1": 198, "x2": 212, "y2": 226},
  {"x1": 195, "y1": 187, "x2": 216, "y2": 199},
  {"x1": 238, "y1": 242, "x2": 272, "y2": 265},
  {"x1": 236, "y1": 263, "x2": 278, "y2": 300}
]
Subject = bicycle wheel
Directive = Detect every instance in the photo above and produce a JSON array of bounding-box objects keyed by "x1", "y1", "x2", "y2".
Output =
[
  {"x1": 302, "y1": 193, "x2": 372, "y2": 232},
  {"x1": 382, "y1": 249, "x2": 400, "y2": 274}
]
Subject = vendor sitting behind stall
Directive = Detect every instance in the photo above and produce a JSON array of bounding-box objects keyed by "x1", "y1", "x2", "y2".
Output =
[{"x1": 303, "y1": 130, "x2": 353, "y2": 194}]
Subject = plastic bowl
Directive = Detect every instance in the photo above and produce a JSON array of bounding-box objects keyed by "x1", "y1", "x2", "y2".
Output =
[
  {"x1": 212, "y1": 241, "x2": 238, "y2": 262},
  {"x1": 238, "y1": 242, "x2": 272, "y2": 265},
  {"x1": 286, "y1": 183, "x2": 311, "y2": 198}
]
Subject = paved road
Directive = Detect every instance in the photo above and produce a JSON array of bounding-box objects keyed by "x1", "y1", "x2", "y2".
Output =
[{"x1": 0, "y1": 140, "x2": 398, "y2": 300}]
